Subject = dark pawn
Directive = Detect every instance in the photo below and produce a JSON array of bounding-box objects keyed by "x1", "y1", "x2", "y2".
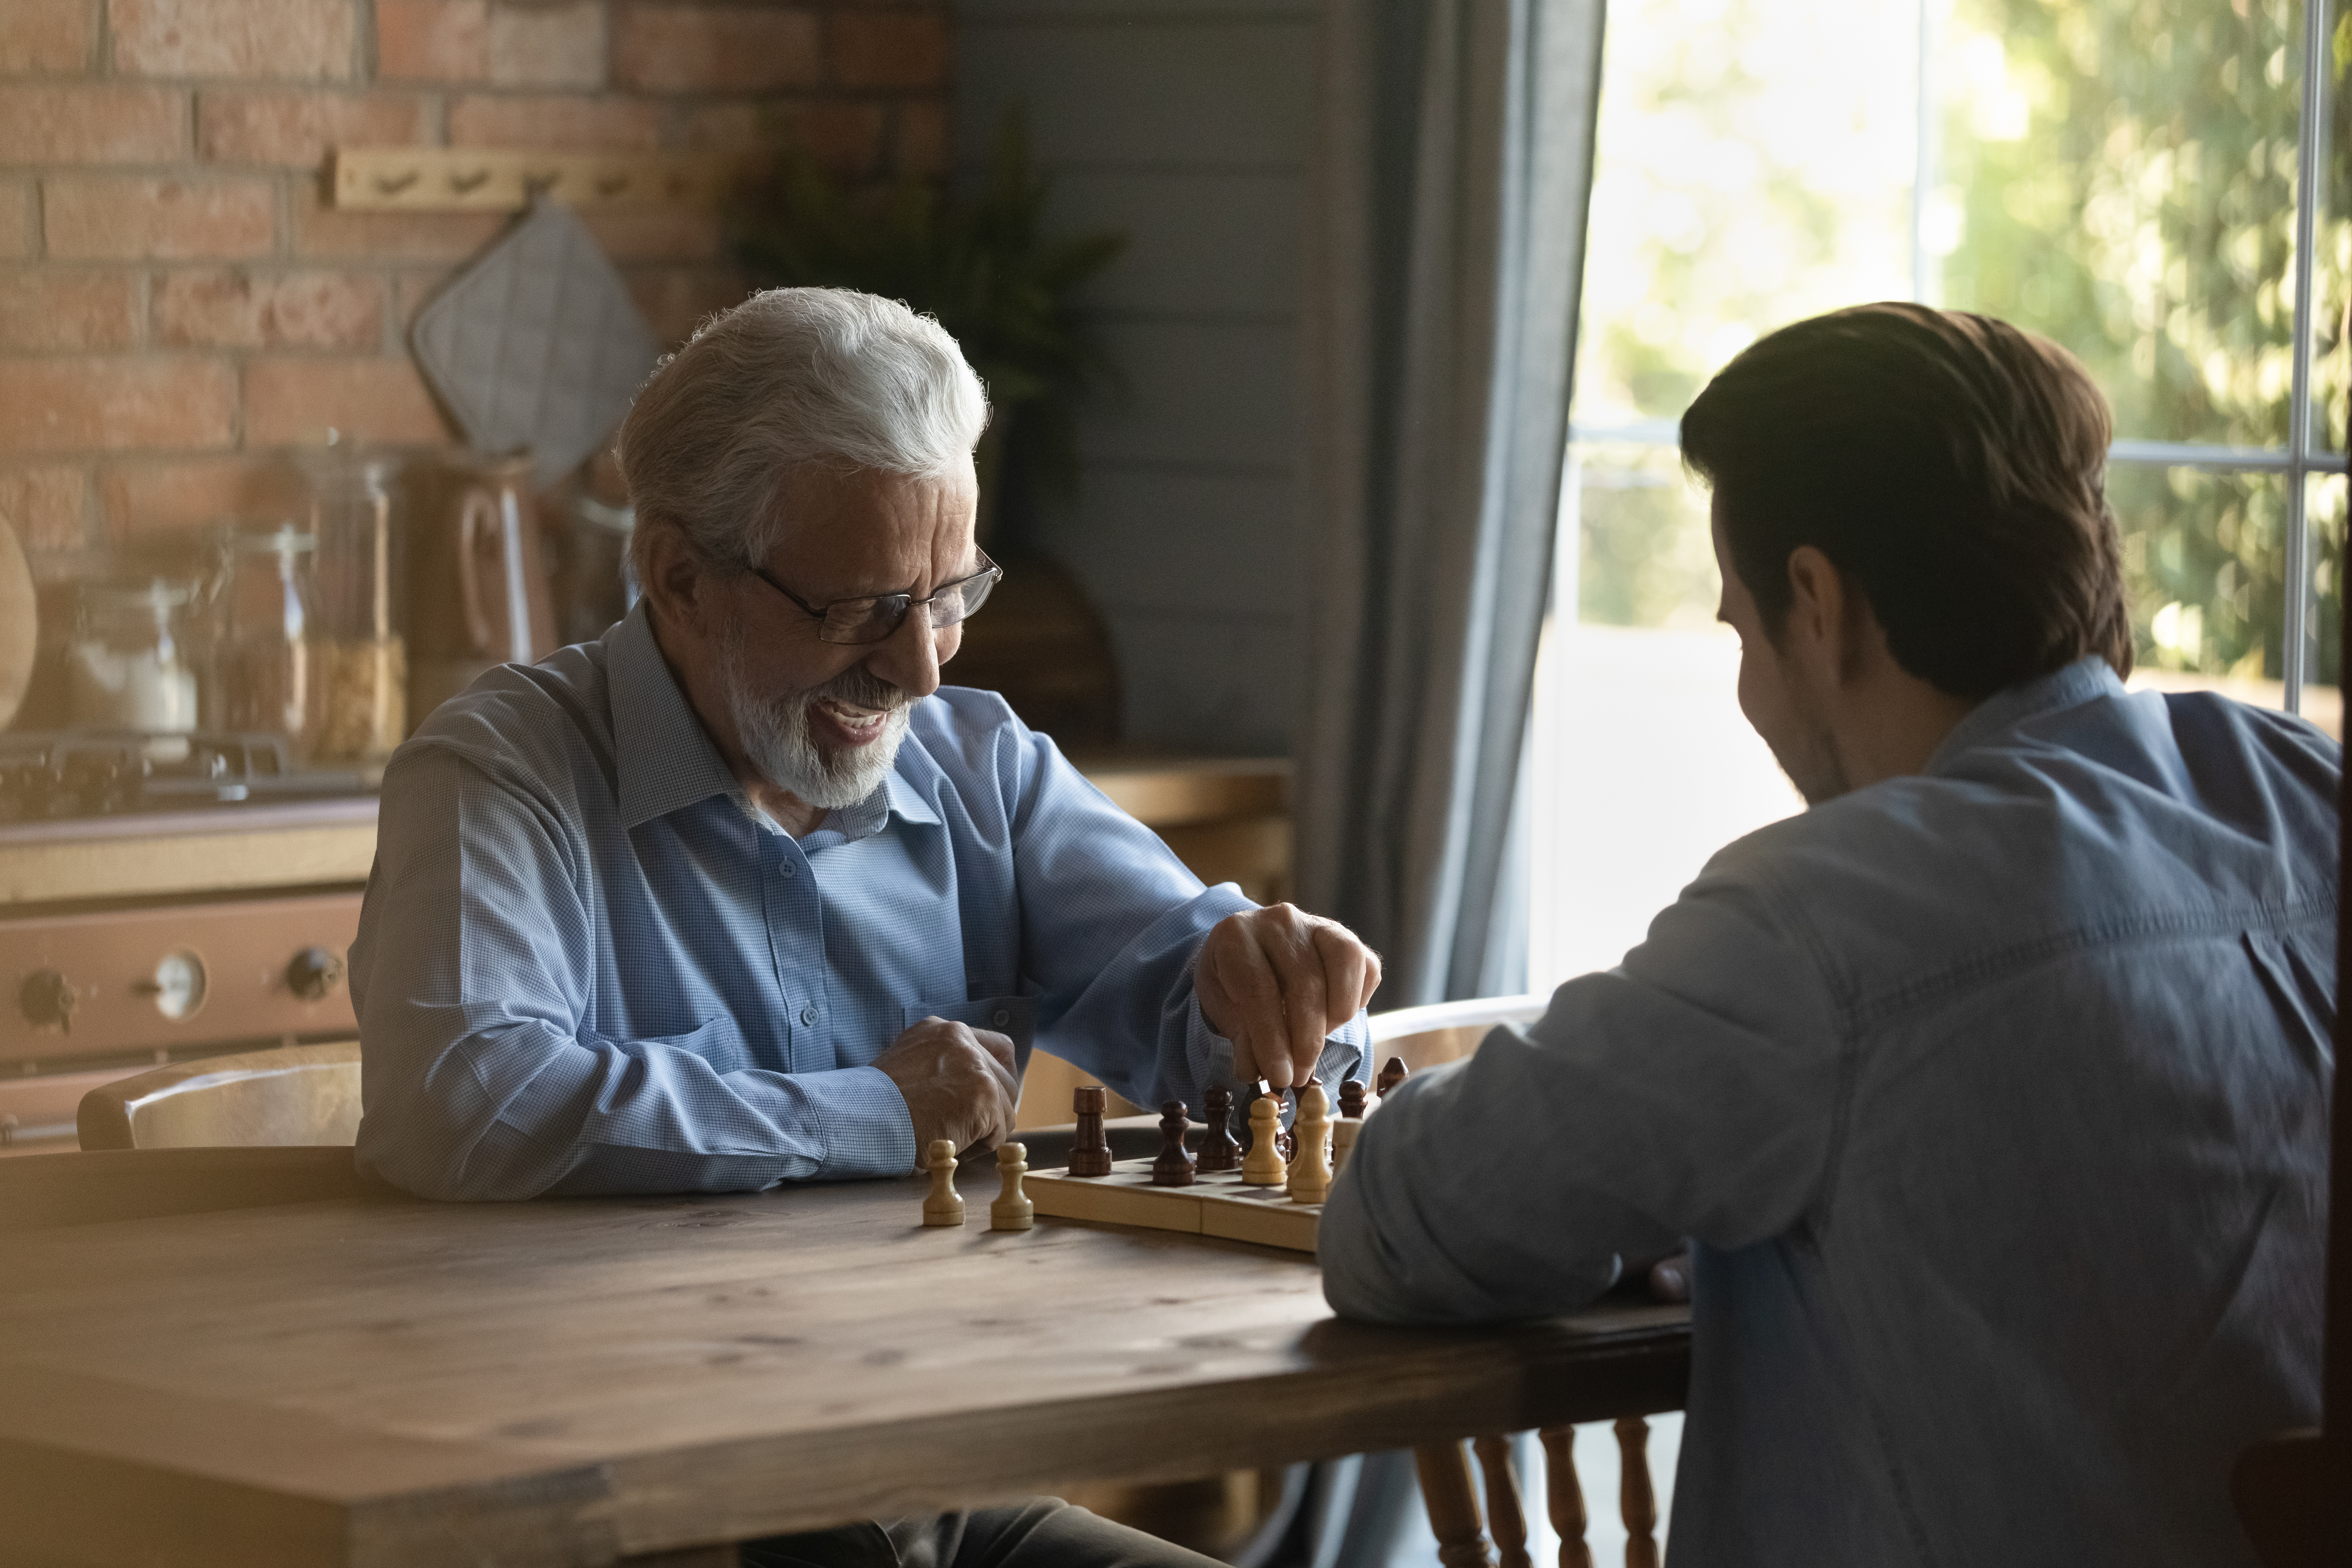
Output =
[
  {"x1": 1375, "y1": 1056, "x2": 1410, "y2": 1097},
  {"x1": 1338, "y1": 1079, "x2": 1368, "y2": 1119},
  {"x1": 1197, "y1": 1084, "x2": 1240, "y2": 1172},
  {"x1": 1069, "y1": 1084, "x2": 1113, "y2": 1176},
  {"x1": 1277, "y1": 1087, "x2": 1297, "y2": 1162},
  {"x1": 1151, "y1": 1100, "x2": 1196, "y2": 1186}
]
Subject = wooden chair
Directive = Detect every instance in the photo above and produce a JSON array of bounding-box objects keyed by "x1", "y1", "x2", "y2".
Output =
[
  {"x1": 76, "y1": 1040, "x2": 362, "y2": 1151},
  {"x1": 1370, "y1": 995, "x2": 1671, "y2": 1568}
]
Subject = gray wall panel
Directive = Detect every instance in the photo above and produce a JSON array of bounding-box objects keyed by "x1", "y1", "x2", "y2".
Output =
[
  {"x1": 1029, "y1": 467, "x2": 1300, "y2": 618},
  {"x1": 1053, "y1": 171, "x2": 1302, "y2": 318}
]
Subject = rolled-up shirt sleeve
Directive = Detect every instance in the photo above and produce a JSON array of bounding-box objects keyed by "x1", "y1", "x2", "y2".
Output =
[
  {"x1": 352, "y1": 747, "x2": 905, "y2": 1201},
  {"x1": 1319, "y1": 867, "x2": 1841, "y2": 1324}
]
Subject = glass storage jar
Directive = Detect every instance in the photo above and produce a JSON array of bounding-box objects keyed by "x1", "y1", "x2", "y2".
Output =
[
  {"x1": 208, "y1": 523, "x2": 326, "y2": 757},
  {"x1": 68, "y1": 577, "x2": 201, "y2": 734},
  {"x1": 303, "y1": 449, "x2": 407, "y2": 764}
]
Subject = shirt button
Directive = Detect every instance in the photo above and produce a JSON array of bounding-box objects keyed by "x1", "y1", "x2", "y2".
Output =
[
  {"x1": 799, "y1": 1004, "x2": 818, "y2": 1027},
  {"x1": 992, "y1": 1009, "x2": 1012, "y2": 1027},
  {"x1": 778, "y1": 862, "x2": 796, "y2": 878}
]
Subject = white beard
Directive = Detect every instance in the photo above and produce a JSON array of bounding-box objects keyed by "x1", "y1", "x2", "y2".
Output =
[{"x1": 718, "y1": 627, "x2": 912, "y2": 811}]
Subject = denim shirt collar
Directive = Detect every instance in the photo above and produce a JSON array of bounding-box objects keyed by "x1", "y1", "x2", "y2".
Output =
[
  {"x1": 606, "y1": 601, "x2": 941, "y2": 838},
  {"x1": 1926, "y1": 654, "x2": 2126, "y2": 776}
]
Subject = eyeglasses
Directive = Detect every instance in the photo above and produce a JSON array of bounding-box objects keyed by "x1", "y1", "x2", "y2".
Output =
[{"x1": 745, "y1": 551, "x2": 1003, "y2": 646}]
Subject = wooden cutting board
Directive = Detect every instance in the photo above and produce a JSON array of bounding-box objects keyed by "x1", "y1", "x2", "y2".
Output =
[{"x1": 0, "y1": 517, "x2": 35, "y2": 732}]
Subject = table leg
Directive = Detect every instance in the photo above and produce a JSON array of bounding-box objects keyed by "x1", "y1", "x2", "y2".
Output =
[
  {"x1": 1537, "y1": 1427, "x2": 1593, "y2": 1568},
  {"x1": 1413, "y1": 1440, "x2": 1494, "y2": 1568}
]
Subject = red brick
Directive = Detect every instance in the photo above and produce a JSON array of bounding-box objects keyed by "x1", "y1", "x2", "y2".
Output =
[
  {"x1": 0, "y1": 186, "x2": 32, "y2": 259},
  {"x1": 829, "y1": 12, "x2": 947, "y2": 89},
  {"x1": 244, "y1": 356, "x2": 448, "y2": 446},
  {"x1": 0, "y1": 467, "x2": 91, "y2": 553},
  {"x1": 44, "y1": 177, "x2": 277, "y2": 261},
  {"x1": 578, "y1": 206, "x2": 719, "y2": 263},
  {"x1": 99, "y1": 454, "x2": 309, "y2": 535},
  {"x1": 292, "y1": 187, "x2": 504, "y2": 262},
  {"x1": 112, "y1": 0, "x2": 355, "y2": 80},
  {"x1": 394, "y1": 267, "x2": 454, "y2": 328},
  {"x1": 613, "y1": 6, "x2": 820, "y2": 92},
  {"x1": 0, "y1": 85, "x2": 187, "y2": 165},
  {"x1": 624, "y1": 263, "x2": 746, "y2": 345},
  {"x1": 154, "y1": 269, "x2": 384, "y2": 350},
  {"x1": 681, "y1": 99, "x2": 881, "y2": 174},
  {"x1": 0, "y1": 271, "x2": 143, "y2": 351},
  {"x1": 199, "y1": 90, "x2": 432, "y2": 167},
  {"x1": 448, "y1": 94, "x2": 661, "y2": 151},
  {"x1": 0, "y1": 0, "x2": 92, "y2": 72},
  {"x1": 375, "y1": 0, "x2": 486, "y2": 79},
  {"x1": 488, "y1": 1, "x2": 604, "y2": 88},
  {"x1": 0, "y1": 358, "x2": 236, "y2": 453},
  {"x1": 894, "y1": 99, "x2": 947, "y2": 177}
]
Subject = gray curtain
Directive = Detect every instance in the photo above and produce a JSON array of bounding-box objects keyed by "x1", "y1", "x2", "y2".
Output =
[{"x1": 1298, "y1": 0, "x2": 1606, "y2": 1006}]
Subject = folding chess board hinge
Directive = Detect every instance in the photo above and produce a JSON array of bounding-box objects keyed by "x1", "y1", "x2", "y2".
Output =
[{"x1": 330, "y1": 148, "x2": 737, "y2": 212}]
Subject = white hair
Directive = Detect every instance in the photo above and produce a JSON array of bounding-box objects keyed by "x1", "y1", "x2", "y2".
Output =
[{"x1": 618, "y1": 288, "x2": 988, "y2": 583}]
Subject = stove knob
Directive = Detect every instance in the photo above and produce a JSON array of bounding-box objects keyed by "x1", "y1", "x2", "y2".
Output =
[
  {"x1": 285, "y1": 947, "x2": 346, "y2": 1003},
  {"x1": 19, "y1": 969, "x2": 77, "y2": 1033}
]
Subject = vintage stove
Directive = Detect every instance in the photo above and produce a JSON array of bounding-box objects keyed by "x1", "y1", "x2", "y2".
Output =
[{"x1": 0, "y1": 731, "x2": 377, "y2": 1155}]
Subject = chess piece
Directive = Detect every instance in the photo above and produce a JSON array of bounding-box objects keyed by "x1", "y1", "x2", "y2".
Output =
[
  {"x1": 991, "y1": 1143, "x2": 1034, "y2": 1232},
  {"x1": 1288, "y1": 1082, "x2": 1331, "y2": 1203},
  {"x1": 1197, "y1": 1084, "x2": 1240, "y2": 1172},
  {"x1": 1331, "y1": 1116, "x2": 1360, "y2": 1175},
  {"x1": 1240, "y1": 1080, "x2": 1271, "y2": 1155},
  {"x1": 1242, "y1": 1095, "x2": 1287, "y2": 1186},
  {"x1": 1151, "y1": 1101, "x2": 1195, "y2": 1186},
  {"x1": 1069, "y1": 1084, "x2": 1112, "y2": 1176},
  {"x1": 1338, "y1": 1078, "x2": 1367, "y2": 1119},
  {"x1": 1375, "y1": 1056, "x2": 1410, "y2": 1097},
  {"x1": 922, "y1": 1139, "x2": 964, "y2": 1227},
  {"x1": 1278, "y1": 1087, "x2": 1297, "y2": 1162}
]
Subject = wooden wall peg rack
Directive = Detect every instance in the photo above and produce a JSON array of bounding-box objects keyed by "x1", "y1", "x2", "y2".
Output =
[{"x1": 330, "y1": 147, "x2": 733, "y2": 211}]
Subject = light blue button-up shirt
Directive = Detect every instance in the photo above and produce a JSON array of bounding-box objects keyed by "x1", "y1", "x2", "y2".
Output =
[
  {"x1": 1321, "y1": 657, "x2": 2335, "y2": 1568},
  {"x1": 352, "y1": 602, "x2": 1366, "y2": 1201}
]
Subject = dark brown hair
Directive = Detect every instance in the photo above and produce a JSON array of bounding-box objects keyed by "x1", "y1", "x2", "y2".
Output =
[{"x1": 1679, "y1": 302, "x2": 2132, "y2": 698}]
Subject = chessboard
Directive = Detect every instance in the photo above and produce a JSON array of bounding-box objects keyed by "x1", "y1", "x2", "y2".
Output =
[{"x1": 1025, "y1": 1161, "x2": 1321, "y2": 1253}]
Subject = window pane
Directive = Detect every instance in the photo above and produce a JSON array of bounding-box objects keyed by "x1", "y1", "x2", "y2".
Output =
[
  {"x1": 2305, "y1": 471, "x2": 2345, "y2": 734},
  {"x1": 2318, "y1": 0, "x2": 2351, "y2": 452},
  {"x1": 2111, "y1": 463, "x2": 2293, "y2": 710},
  {"x1": 1937, "y1": 0, "x2": 2304, "y2": 448},
  {"x1": 1529, "y1": 446, "x2": 1802, "y2": 988},
  {"x1": 1570, "y1": 0, "x2": 1917, "y2": 426}
]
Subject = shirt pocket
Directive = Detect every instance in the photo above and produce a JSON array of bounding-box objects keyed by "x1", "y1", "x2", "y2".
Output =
[{"x1": 901, "y1": 995, "x2": 1036, "y2": 1076}]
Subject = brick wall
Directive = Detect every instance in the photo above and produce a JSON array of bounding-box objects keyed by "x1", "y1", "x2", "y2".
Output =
[{"x1": 0, "y1": 0, "x2": 949, "y2": 577}]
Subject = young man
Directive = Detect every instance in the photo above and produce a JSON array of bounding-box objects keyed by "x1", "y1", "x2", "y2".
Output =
[{"x1": 1321, "y1": 304, "x2": 2334, "y2": 1567}]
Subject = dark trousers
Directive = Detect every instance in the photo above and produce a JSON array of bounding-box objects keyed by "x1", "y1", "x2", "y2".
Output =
[{"x1": 739, "y1": 1499, "x2": 1231, "y2": 1568}]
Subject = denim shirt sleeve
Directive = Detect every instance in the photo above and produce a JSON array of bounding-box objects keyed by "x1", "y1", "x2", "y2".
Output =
[
  {"x1": 1318, "y1": 866, "x2": 1841, "y2": 1323},
  {"x1": 351, "y1": 746, "x2": 906, "y2": 1200}
]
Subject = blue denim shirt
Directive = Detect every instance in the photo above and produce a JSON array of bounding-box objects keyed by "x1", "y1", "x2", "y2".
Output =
[
  {"x1": 1322, "y1": 657, "x2": 2335, "y2": 1568},
  {"x1": 352, "y1": 602, "x2": 1367, "y2": 1201}
]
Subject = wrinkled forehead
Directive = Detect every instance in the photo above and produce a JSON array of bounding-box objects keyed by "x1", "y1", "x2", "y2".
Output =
[{"x1": 759, "y1": 459, "x2": 981, "y2": 582}]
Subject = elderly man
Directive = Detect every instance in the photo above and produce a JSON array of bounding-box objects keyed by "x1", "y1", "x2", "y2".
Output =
[
  {"x1": 351, "y1": 288, "x2": 1379, "y2": 1568},
  {"x1": 1322, "y1": 305, "x2": 2333, "y2": 1566}
]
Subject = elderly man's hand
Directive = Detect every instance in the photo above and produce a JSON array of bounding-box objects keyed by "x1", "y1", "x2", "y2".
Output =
[
  {"x1": 1197, "y1": 905, "x2": 1383, "y2": 1089},
  {"x1": 874, "y1": 1017, "x2": 1020, "y2": 1168}
]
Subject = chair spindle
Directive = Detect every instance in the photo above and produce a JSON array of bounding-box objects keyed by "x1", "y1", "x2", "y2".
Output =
[
  {"x1": 1537, "y1": 1426, "x2": 1594, "y2": 1568},
  {"x1": 1413, "y1": 1440, "x2": 1495, "y2": 1568},
  {"x1": 1471, "y1": 1434, "x2": 1534, "y2": 1568},
  {"x1": 1615, "y1": 1416, "x2": 1660, "y2": 1568}
]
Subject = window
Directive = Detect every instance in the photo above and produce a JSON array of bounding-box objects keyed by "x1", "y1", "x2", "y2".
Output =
[{"x1": 1531, "y1": 0, "x2": 2351, "y2": 991}]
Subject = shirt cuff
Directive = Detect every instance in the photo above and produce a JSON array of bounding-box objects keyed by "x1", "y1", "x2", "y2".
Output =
[{"x1": 801, "y1": 1064, "x2": 917, "y2": 1179}]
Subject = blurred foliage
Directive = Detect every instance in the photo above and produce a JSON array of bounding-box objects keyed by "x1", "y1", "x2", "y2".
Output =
[
  {"x1": 1572, "y1": 0, "x2": 2350, "y2": 691},
  {"x1": 729, "y1": 108, "x2": 1127, "y2": 547}
]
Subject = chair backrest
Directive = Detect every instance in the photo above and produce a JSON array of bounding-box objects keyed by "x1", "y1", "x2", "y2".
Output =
[
  {"x1": 1366, "y1": 995, "x2": 1547, "y2": 1077},
  {"x1": 76, "y1": 1041, "x2": 362, "y2": 1151}
]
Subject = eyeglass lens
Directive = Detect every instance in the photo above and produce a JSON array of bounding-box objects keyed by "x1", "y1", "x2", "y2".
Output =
[{"x1": 820, "y1": 569, "x2": 998, "y2": 645}]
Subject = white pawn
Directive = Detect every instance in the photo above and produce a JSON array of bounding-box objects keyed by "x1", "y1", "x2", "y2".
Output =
[
  {"x1": 991, "y1": 1142, "x2": 1034, "y2": 1232},
  {"x1": 922, "y1": 1139, "x2": 964, "y2": 1227},
  {"x1": 1242, "y1": 1095, "x2": 1287, "y2": 1186},
  {"x1": 1288, "y1": 1083, "x2": 1331, "y2": 1204}
]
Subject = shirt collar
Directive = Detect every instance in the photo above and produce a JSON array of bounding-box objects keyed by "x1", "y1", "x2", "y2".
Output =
[
  {"x1": 607, "y1": 601, "x2": 945, "y2": 837},
  {"x1": 1926, "y1": 654, "x2": 2125, "y2": 775}
]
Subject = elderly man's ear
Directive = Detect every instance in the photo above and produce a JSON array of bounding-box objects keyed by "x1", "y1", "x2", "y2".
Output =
[{"x1": 640, "y1": 525, "x2": 717, "y2": 629}]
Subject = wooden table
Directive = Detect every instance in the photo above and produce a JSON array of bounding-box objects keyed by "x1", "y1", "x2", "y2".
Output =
[{"x1": 0, "y1": 1150, "x2": 1688, "y2": 1568}]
